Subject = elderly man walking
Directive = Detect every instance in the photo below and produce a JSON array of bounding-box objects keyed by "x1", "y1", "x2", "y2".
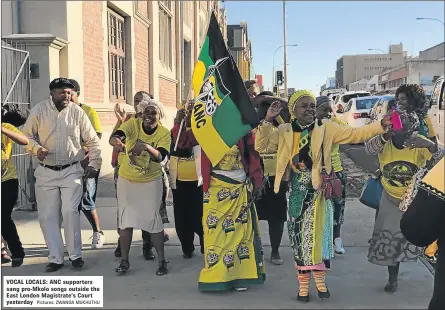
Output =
[{"x1": 22, "y1": 78, "x2": 102, "y2": 272}]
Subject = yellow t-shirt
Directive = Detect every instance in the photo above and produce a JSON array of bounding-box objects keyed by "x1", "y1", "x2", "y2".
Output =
[
  {"x1": 118, "y1": 118, "x2": 171, "y2": 183},
  {"x1": 172, "y1": 155, "x2": 198, "y2": 181},
  {"x1": 378, "y1": 138, "x2": 433, "y2": 199},
  {"x1": 80, "y1": 104, "x2": 102, "y2": 134},
  {"x1": 1, "y1": 123, "x2": 21, "y2": 182}
]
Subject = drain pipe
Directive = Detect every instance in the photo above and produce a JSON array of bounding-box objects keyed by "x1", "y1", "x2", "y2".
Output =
[
  {"x1": 180, "y1": 0, "x2": 184, "y2": 103},
  {"x1": 13, "y1": 0, "x2": 21, "y2": 34}
]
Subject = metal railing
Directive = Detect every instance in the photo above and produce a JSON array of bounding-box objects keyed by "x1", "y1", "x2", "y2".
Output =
[{"x1": 1, "y1": 39, "x2": 36, "y2": 211}]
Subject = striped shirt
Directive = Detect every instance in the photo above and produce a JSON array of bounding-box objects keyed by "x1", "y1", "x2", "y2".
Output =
[{"x1": 22, "y1": 99, "x2": 102, "y2": 169}]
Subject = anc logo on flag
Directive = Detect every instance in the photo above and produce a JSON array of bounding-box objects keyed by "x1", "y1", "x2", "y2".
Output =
[
  {"x1": 190, "y1": 12, "x2": 258, "y2": 167},
  {"x1": 196, "y1": 57, "x2": 231, "y2": 118}
]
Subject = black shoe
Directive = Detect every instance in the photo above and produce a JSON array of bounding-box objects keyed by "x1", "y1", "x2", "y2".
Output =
[
  {"x1": 317, "y1": 289, "x2": 330, "y2": 299},
  {"x1": 11, "y1": 257, "x2": 24, "y2": 268},
  {"x1": 156, "y1": 260, "x2": 168, "y2": 276},
  {"x1": 115, "y1": 260, "x2": 130, "y2": 274},
  {"x1": 384, "y1": 281, "x2": 398, "y2": 294},
  {"x1": 183, "y1": 252, "x2": 194, "y2": 259},
  {"x1": 45, "y1": 263, "x2": 64, "y2": 272},
  {"x1": 143, "y1": 247, "x2": 155, "y2": 260},
  {"x1": 71, "y1": 258, "x2": 84, "y2": 268},
  {"x1": 297, "y1": 294, "x2": 310, "y2": 303}
]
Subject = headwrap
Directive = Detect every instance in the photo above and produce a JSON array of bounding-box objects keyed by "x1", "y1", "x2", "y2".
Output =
[
  {"x1": 288, "y1": 90, "x2": 316, "y2": 118},
  {"x1": 136, "y1": 98, "x2": 166, "y2": 120},
  {"x1": 315, "y1": 96, "x2": 331, "y2": 108}
]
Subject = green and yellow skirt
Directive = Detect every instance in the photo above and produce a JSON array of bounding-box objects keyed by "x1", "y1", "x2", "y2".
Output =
[{"x1": 198, "y1": 173, "x2": 266, "y2": 291}]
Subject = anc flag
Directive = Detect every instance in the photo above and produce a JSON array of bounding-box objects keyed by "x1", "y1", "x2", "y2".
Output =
[{"x1": 191, "y1": 12, "x2": 259, "y2": 167}]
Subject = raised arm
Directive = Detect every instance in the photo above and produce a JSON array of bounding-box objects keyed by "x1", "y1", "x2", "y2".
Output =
[
  {"x1": 21, "y1": 106, "x2": 43, "y2": 156},
  {"x1": 331, "y1": 118, "x2": 389, "y2": 145},
  {"x1": 365, "y1": 134, "x2": 387, "y2": 155}
]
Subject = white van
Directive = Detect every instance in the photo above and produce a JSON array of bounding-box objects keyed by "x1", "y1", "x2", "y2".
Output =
[
  {"x1": 429, "y1": 76, "x2": 444, "y2": 147},
  {"x1": 332, "y1": 91, "x2": 372, "y2": 116}
]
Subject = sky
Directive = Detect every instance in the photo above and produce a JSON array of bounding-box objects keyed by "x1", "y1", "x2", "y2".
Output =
[{"x1": 223, "y1": 0, "x2": 445, "y2": 94}]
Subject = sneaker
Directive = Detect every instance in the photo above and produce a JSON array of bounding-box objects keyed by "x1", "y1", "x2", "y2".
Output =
[
  {"x1": 91, "y1": 231, "x2": 105, "y2": 249},
  {"x1": 334, "y1": 238, "x2": 345, "y2": 254},
  {"x1": 270, "y1": 253, "x2": 283, "y2": 265}
]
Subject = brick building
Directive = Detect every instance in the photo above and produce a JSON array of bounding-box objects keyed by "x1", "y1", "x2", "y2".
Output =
[{"x1": 1, "y1": 0, "x2": 227, "y2": 175}]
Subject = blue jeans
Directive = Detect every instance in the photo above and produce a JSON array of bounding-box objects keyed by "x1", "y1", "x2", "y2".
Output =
[{"x1": 80, "y1": 170, "x2": 100, "y2": 211}]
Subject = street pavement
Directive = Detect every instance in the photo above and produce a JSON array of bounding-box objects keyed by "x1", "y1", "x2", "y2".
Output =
[
  {"x1": 2, "y1": 174, "x2": 434, "y2": 309},
  {"x1": 340, "y1": 144, "x2": 379, "y2": 174}
]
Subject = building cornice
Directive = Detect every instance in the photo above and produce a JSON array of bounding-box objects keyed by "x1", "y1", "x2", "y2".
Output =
[{"x1": 2, "y1": 34, "x2": 68, "y2": 50}]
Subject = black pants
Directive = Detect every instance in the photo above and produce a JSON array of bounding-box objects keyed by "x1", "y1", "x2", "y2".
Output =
[
  {"x1": 268, "y1": 219, "x2": 285, "y2": 255},
  {"x1": 172, "y1": 180, "x2": 204, "y2": 254},
  {"x1": 1, "y1": 179, "x2": 25, "y2": 259}
]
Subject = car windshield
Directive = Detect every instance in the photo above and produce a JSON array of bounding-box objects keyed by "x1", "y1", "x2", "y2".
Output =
[
  {"x1": 342, "y1": 93, "x2": 371, "y2": 103},
  {"x1": 356, "y1": 98, "x2": 379, "y2": 110}
]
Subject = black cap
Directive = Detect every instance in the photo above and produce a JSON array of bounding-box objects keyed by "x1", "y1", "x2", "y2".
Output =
[
  {"x1": 49, "y1": 78, "x2": 75, "y2": 91},
  {"x1": 68, "y1": 79, "x2": 80, "y2": 93}
]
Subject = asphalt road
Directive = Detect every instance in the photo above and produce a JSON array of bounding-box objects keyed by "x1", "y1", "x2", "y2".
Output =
[{"x1": 340, "y1": 143, "x2": 379, "y2": 174}]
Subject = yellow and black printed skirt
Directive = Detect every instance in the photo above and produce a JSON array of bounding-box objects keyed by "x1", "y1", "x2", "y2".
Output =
[{"x1": 198, "y1": 173, "x2": 266, "y2": 291}]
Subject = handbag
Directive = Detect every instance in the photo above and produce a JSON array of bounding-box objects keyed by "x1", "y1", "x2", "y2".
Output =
[
  {"x1": 359, "y1": 175, "x2": 383, "y2": 210},
  {"x1": 320, "y1": 139, "x2": 342, "y2": 199}
]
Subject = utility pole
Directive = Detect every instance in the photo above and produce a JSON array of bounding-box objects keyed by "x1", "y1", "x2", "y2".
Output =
[{"x1": 283, "y1": 0, "x2": 288, "y2": 99}]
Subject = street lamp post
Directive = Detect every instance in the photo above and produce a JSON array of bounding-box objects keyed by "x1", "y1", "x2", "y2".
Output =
[
  {"x1": 416, "y1": 17, "x2": 445, "y2": 25},
  {"x1": 283, "y1": 0, "x2": 288, "y2": 98},
  {"x1": 272, "y1": 44, "x2": 297, "y2": 89}
]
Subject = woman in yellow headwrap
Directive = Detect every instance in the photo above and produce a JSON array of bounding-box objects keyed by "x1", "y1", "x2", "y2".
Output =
[{"x1": 256, "y1": 90, "x2": 393, "y2": 303}]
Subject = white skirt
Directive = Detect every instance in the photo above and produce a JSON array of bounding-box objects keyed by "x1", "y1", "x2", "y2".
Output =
[{"x1": 116, "y1": 176, "x2": 164, "y2": 233}]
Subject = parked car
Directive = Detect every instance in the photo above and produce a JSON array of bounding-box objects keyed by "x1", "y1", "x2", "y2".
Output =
[
  {"x1": 332, "y1": 91, "x2": 372, "y2": 116},
  {"x1": 366, "y1": 95, "x2": 396, "y2": 125},
  {"x1": 337, "y1": 96, "x2": 381, "y2": 128},
  {"x1": 429, "y1": 76, "x2": 444, "y2": 147}
]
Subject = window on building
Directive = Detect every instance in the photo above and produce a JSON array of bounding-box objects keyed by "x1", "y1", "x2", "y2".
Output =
[
  {"x1": 159, "y1": 1, "x2": 173, "y2": 68},
  {"x1": 108, "y1": 8, "x2": 126, "y2": 101}
]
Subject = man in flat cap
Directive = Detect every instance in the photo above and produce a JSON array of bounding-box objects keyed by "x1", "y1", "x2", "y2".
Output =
[{"x1": 22, "y1": 78, "x2": 102, "y2": 272}]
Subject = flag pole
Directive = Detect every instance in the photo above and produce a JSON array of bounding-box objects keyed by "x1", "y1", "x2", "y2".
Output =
[{"x1": 174, "y1": 88, "x2": 194, "y2": 152}]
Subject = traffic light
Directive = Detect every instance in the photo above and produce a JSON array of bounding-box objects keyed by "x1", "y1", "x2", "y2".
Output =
[
  {"x1": 276, "y1": 71, "x2": 283, "y2": 86},
  {"x1": 273, "y1": 86, "x2": 277, "y2": 95}
]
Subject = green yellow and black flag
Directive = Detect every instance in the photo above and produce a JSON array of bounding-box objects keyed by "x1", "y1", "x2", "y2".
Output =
[{"x1": 191, "y1": 11, "x2": 259, "y2": 167}]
